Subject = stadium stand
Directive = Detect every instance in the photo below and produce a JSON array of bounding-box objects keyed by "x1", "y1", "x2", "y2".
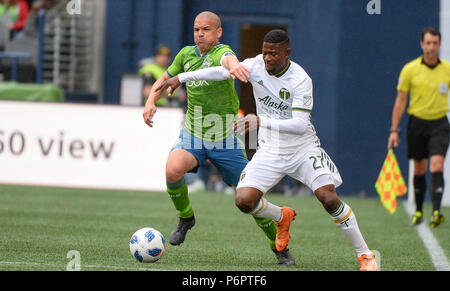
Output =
[
  {"x1": 0, "y1": 0, "x2": 49, "y2": 84},
  {"x1": 0, "y1": 0, "x2": 97, "y2": 102},
  {"x1": 40, "y1": 0, "x2": 94, "y2": 92}
]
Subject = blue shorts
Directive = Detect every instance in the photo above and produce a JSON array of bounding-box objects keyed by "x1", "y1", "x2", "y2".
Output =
[{"x1": 171, "y1": 128, "x2": 248, "y2": 187}]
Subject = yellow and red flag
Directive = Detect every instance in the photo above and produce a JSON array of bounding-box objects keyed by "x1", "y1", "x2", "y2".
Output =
[{"x1": 375, "y1": 149, "x2": 407, "y2": 214}]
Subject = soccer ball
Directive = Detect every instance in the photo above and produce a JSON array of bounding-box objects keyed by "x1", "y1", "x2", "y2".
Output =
[{"x1": 129, "y1": 227, "x2": 166, "y2": 263}]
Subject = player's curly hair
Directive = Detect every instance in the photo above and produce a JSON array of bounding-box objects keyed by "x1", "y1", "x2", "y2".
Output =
[{"x1": 263, "y1": 29, "x2": 290, "y2": 46}]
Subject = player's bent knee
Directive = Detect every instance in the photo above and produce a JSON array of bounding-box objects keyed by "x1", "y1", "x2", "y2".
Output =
[
  {"x1": 314, "y1": 184, "x2": 340, "y2": 213},
  {"x1": 235, "y1": 189, "x2": 260, "y2": 213},
  {"x1": 323, "y1": 195, "x2": 340, "y2": 213},
  {"x1": 165, "y1": 165, "x2": 186, "y2": 183},
  {"x1": 235, "y1": 196, "x2": 254, "y2": 213},
  {"x1": 165, "y1": 151, "x2": 198, "y2": 183}
]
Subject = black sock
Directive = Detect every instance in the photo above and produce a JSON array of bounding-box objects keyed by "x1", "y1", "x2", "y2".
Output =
[
  {"x1": 430, "y1": 172, "x2": 444, "y2": 212},
  {"x1": 414, "y1": 175, "x2": 426, "y2": 212}
]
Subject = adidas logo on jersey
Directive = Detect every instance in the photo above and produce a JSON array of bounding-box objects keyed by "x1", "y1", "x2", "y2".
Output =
[
  {"x1": 258, "y1": 96, "x2": 289, "y2": 111},
  {"x1": 256, "y1": 80, "x2": 270, "y2": 91}
]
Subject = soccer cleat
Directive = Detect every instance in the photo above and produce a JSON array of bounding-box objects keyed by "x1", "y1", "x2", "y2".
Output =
[
  {"x1": 358, "y1": 253, "x2": 378, "y2": 271},
  {"x1": 169, "y1": 215, "x2": 195, "y2": 245},
  {"x1": 272, "y1": 247, "x2": 296, "y2": 265},
  {"x1": 275, "y1": 207, "x2": 296, "y2": 252},
  {"x1": 430, "y1": 210, "x2": 445, "y2": 228},
  {"x1": 410, "y1": 211, "x2": 423, "y2": 226}
]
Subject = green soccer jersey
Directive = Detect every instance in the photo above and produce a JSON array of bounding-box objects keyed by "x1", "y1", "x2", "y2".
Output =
[{"x1": 167, "y1": 44, "x2": 239, "y2": 142}]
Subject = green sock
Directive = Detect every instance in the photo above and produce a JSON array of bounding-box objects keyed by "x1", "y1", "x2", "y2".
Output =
[
  {"x1": 253, "y1": 217, "x2": 277, "y2": 250},
  {"x1": 167, "y1": 177, "x2": 194, "y2": 219}
]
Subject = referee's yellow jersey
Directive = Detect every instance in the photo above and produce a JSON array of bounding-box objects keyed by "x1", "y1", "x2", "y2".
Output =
[{"x1": 397, "y1": 57, "x2": 450, "y2": 120}]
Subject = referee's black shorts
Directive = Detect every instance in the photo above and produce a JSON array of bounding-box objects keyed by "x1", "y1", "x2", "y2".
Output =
[{"x1": 407, "y1": 115, "x2": 450, "y2": 160}]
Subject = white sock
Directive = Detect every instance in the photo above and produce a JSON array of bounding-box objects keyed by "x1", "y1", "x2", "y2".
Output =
[
  {"x1": 250, "y1": 197, "x2": 283, "y2": 222},
  {"x1": 330, "y1": 201, "x2": 371, "y2": 257}
]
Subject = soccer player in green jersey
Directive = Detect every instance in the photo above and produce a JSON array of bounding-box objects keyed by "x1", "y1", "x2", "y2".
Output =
[{"x1": 143, "y1": 11, "x2": 294, "y2": 265}]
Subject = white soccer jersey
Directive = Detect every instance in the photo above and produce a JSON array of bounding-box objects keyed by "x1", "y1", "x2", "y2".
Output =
[
  {"x1": 176, "y1": 55, "x2": 342, "y2": 192},
  {"x1": 241, "y1": 54, "x2": 320, "y2": 154}
]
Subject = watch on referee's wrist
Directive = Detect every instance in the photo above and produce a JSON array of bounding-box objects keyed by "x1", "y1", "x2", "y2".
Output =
[{"x1": 390, "y1": 128, "x2": 401, "y2": 134}]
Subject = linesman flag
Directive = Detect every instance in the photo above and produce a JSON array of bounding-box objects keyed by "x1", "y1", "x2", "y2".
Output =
[{"x1": 375, "y1": 149, "x2": 407, "y2": 214}]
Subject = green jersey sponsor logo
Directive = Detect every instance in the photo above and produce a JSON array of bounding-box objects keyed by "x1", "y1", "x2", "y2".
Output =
[{"x1": 186, "y1": 80, "x2": 210, "y2": 87}]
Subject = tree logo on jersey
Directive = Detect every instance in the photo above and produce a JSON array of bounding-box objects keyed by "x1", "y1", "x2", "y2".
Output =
[{"x1": 279, "y1": 88, "x2": 290, "y2": 100}]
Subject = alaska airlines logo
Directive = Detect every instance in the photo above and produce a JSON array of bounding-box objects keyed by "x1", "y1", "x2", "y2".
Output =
[{"x1": 258, "y1": 96, "x2": 289, "y2": 111}]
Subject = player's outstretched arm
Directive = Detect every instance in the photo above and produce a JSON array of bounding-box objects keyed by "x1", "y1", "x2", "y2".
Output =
[
  {"x1": 157, "y1": 66, "x2": 232, "y2": 88},
  {"x1": 221, "y1": 54, "x2": 250, "y2": 83},
  {"x1": 153, "y1": 66, "x2": 228, "y2": 95},
  {"x1": 143, "y1": 72, "x2": 171, "y2": 128},
  {"x1": 155, "y1": 57, "x2": 251, "y2": 92}
]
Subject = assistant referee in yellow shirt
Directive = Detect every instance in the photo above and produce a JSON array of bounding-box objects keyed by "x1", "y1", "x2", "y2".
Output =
[{"x1": 388, "y1": 27, "x2": 450, "y2": 228}]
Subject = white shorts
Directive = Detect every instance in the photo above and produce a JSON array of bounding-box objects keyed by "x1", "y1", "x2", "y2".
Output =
[{"x1": 236, "y1": 146, "x2": 343, "y2": 194}]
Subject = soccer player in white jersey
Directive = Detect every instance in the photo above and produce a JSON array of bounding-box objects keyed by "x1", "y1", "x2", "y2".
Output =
[{"x1": 156, "y1": 30, "x2": 378, "y2": 271}]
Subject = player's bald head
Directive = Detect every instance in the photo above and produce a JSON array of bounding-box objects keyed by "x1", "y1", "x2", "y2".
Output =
[{"x1": 195, "y1": 11, "x2": 221, "y2": 29}]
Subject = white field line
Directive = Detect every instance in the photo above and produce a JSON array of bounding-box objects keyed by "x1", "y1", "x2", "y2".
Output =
[
  {"x1": 403, "y1": 201, "x2": 450, "y2": 271},
  {"x1": 0, "y1": 260, "x2": 169, "y2": 271}
]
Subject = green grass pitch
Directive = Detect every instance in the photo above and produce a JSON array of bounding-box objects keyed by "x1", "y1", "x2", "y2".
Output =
[{"x1": 0, "y1": 184, "x2": 448, "y2": 271}]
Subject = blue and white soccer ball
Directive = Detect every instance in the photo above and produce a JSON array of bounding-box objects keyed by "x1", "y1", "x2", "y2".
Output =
[{"x1": 129, "y1": 227, "x2": 166, "y2": 263}]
